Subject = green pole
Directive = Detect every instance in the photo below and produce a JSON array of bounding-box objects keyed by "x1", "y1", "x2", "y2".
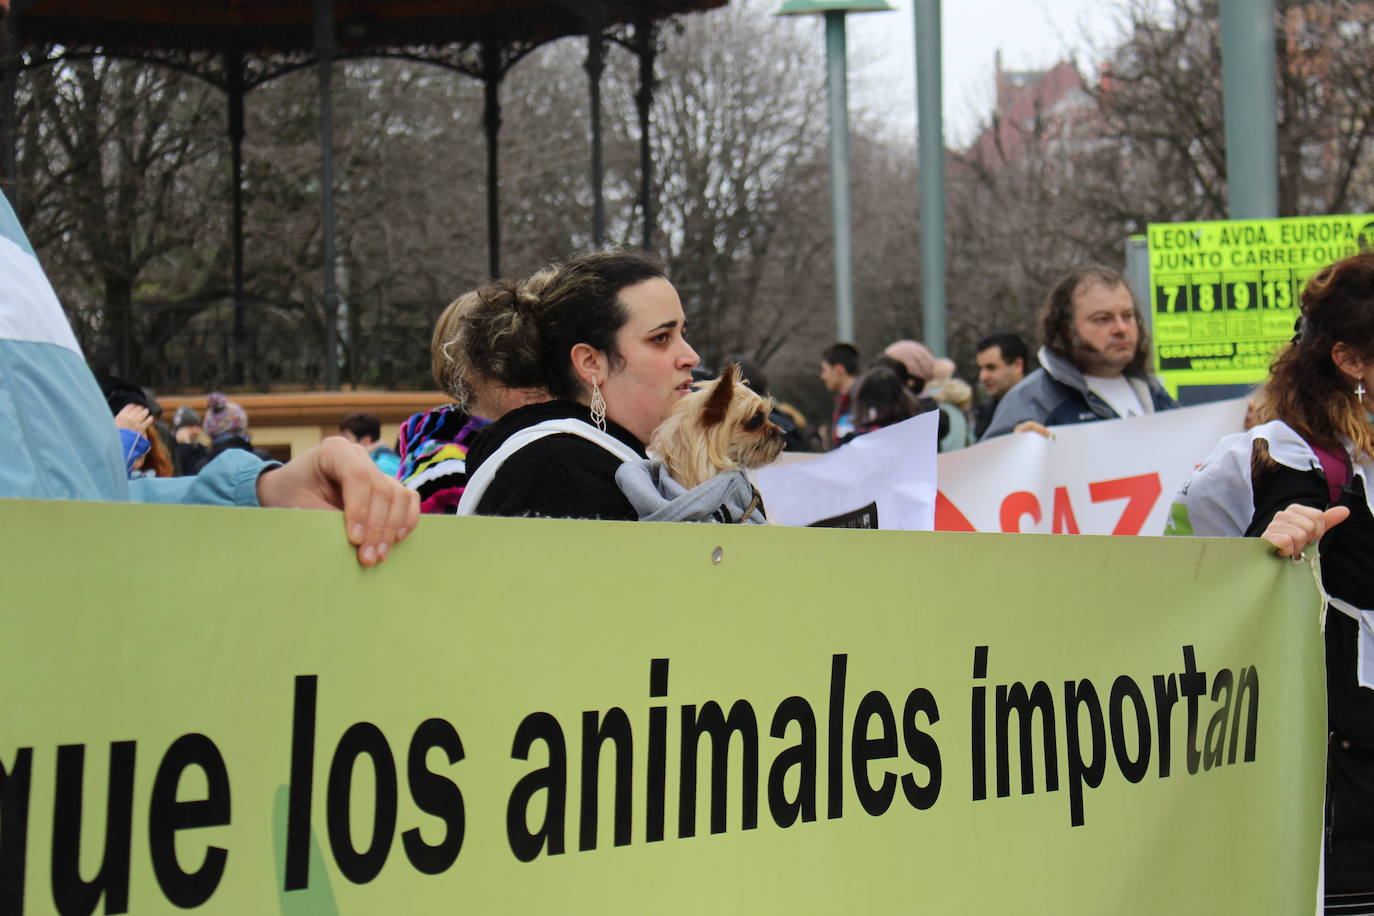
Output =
[
  {"x1": 1220, "y1": 0, "x2": 1278, "y2": 219},
  {"x1": 824, "y1": 11, "x2": 855, "y2": 342},
  {"x1": 914, "y1": 0, "x2": 945, "y2": 356}
]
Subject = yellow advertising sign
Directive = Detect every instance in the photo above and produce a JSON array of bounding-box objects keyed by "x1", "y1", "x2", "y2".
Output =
[
  {"x1": 0, "y1": 500, "x2": 1326, "y2": 913},
  {"x1": 1148, "y1": 214, "x2": 1374, "y2": 395}
]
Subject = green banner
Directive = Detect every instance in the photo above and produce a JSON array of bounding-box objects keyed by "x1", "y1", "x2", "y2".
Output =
[
  {"x1": 1148, "y1": 214, "x2": 1374, "y2": 395},
  {"x1": 1, "y1": 501, "x2": 1326, "y2": 913}
]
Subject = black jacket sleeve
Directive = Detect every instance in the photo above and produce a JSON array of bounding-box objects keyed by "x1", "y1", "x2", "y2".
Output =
[{"x1": 1243, "y1": 459, "x2": 1328, "y2": 537}]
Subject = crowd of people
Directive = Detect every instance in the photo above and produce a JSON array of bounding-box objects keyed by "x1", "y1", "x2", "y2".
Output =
[
  {"x1": 78, "y1": 257, "x2": 1194, "y2": 521},
  {"x1": 817, "y1": 265, "x2": 1181, "y2": 453},
  {"x1": 102, "y1": 258, "x2": 1183, "y2": 530}
]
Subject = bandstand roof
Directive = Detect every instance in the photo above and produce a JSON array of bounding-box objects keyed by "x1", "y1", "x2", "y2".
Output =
[{"x1": 11, "y1": 1, "x2": 727, "y2": 57}]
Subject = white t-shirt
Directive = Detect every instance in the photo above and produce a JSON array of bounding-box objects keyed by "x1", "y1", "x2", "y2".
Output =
[{"x1": 1084, "y1": 373, "x2": 1145, "y2": 419}]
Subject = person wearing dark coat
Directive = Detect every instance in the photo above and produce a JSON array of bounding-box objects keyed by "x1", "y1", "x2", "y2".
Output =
[
  {"x1": 1167, "y1": 251, "x2": 1374, "y2": 913},
  {"x1": 172, "y1": 405, "x2": 209, "y2": 475},
  {"x1": 981, "y1": 266, "x2": 1177, "y2": 440}
]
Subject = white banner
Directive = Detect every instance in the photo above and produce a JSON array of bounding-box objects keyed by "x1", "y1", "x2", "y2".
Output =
[
  {"x1": 935, "y1": 398, "x2": 1247, "y2": 534},
  {"x1": 753, "y1": 410, "x2": 938, "y2": 529},
  {"x1": 753, "y1": 399, "x2": 1246, "y2": 535}
]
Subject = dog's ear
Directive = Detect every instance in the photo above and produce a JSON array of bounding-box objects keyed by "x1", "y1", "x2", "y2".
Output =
[{"x1": 701, "y1": 363, "x2": 739, "y2": 427}]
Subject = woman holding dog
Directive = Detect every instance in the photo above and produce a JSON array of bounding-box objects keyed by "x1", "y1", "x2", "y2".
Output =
[
  {"x1": 1169, "y1": 250, "x2": 1374, "y2": 912},
  {"x1": 449, "y1": 251, "x2": 701, "y2": 520}
]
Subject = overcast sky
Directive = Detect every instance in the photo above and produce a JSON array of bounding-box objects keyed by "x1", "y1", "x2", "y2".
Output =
[{"x1": 843, "y1": 0, "x2": 1129, "y2": 146}]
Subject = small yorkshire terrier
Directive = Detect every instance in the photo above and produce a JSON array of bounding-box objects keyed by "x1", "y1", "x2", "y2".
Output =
[{"x1": 650, "y1": 363, "x2": 787, "y2": 490}]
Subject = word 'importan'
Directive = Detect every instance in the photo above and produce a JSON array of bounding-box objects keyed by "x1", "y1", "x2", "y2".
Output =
[{"x1": 971, "y1": 645, "x2": 1258, "y2": 826}]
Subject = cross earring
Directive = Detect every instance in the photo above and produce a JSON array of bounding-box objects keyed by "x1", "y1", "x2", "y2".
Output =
[{"x1": 1358, "y1": 382, "x2": 1367, "y2": 401}]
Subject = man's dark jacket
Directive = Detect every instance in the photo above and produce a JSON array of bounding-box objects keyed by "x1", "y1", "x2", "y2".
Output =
[{"x1": 980, "y1": 347, "x2": 1177, "y2": 440}]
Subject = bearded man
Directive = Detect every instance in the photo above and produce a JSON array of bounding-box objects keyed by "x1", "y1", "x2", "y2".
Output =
[{"x1": 981, "y1": 266, "x2": 1177, "y2": 439}]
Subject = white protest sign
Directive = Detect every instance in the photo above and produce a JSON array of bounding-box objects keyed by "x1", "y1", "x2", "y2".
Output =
[
  {"x1": 935, "y1": 398, "x2": 1247, "y2": 534},
  {"x1": 753, "y1": 410, "x2": 938, "y2": 529},
  {"x1": 754, "y1": 399, "x2": 1245, "y2": 535}
]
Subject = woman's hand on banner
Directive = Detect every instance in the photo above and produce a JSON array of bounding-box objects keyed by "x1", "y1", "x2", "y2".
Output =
[{"x1": 1261, "y1": 503, "x2": 1350, "y2": 559}]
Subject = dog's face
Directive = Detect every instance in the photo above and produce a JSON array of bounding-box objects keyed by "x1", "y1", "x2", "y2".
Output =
[{"x1": 650, "y1": 363, "x2": 786, "y2": 489}]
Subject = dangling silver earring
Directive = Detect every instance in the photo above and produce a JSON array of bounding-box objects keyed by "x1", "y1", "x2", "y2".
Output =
[
  {"x1": 590, "y1": 379, "x2": 607, "y2": 432},
  {"x1": 1357, "y1": 381, "x2": 1368, "y2": 402}
]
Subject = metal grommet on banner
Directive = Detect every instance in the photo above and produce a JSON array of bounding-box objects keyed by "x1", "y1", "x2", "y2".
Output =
[{"x1": 711, "y1": 546, "x2": 723, "y2": 566}]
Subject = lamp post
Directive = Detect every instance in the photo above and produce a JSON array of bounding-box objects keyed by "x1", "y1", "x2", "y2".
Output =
[
  {"x1": 913, "y1": 0, "x2": 945, "y2": 356},
  {"x1": 1220, "y1": 0, "x2": 1279, "y2": 219},
  {"x1": 778, "y1": 0, "x2": 895, "y2": 344}
]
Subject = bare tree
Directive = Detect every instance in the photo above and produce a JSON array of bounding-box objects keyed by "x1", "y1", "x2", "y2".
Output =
[
  {"x1": 1091, "y1": 0, "x2": 1374, "y2": 221},
  {"x1": 628, "y1": 0, "x2": 832, "y2": 369},
  {"x1": 18, "y1": 56, "x2": 227, "y2": 381}
]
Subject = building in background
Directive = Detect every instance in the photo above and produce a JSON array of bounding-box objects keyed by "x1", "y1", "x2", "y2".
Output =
[{"x1": 967, "y1": 53, "x2": 1097, "y2": 169}]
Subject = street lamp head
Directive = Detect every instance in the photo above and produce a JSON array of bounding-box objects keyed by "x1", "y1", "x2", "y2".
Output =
[{"x1": 776, "y1": 0, "x2": 896, "y2": 15}]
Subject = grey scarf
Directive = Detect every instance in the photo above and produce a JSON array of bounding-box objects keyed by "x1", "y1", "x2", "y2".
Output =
[{"x1": 615, "y1": 459, "x2": 767, "y2": 524}]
